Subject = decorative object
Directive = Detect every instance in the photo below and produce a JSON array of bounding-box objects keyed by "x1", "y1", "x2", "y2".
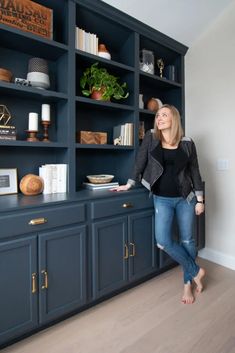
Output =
[
  {"x1": 19, "y1": 174, "x2": 44, "y2": 196},
  {"x1": 41, "y1": 104, "x2": 51, "y2": 141},
  {"x1": 0, "y1": 0, "x2": 53, "y2": 39},
  {"x1": 0, "y1": 68, "x2": 12, "y2": 82},
  {"x1": 139, "y1": 49, "x2": 154, "y2": 74},
  {"x1": 41, "y1": 104, "x2": 51, "y2": 121},
  {"x1": 27, "y1": 57, "x2": 50, "y2": 90},
  {"x1": 78, "y1": 131, "x2": 107, "y2": 144},
  {"x1": 14, "y1": 78, "x2": 31, "y2": 86},
  {"x1": 165, "y1": 65, "x2": 177, "y2": 82},
  {"x1": 0, "y1": 105, "x2": 12, "y2": 125},
  {"x1": 0, "y1": 168, "x2": 18, "y2": 195},
  {"x1": 28, "y1": 112, "x2": 38, "y2": 131},
  {"x1": 157, "y1": 58, "x2": 165, "y2": 78},
  {"x1": 139, "y1": 94, "x2": 144, "y2": 109},
  {"x1": 26, "y1": 112, "x2": 39, "y2": 141},
  {"x1": 147, "y1": 98, "x2": 163, "y2": 113},
  {"x1": 80, "y1": 62, "x2": 129, "y2": 101},
  {"x1": 41, "y1": 121, "x2": 51, "y2": 142},
  {"x1": 98, "y1": 44, "x2": 111, "y2": 60},
  {"x1": 86, "y1": 174, "x2": 114, "y2": 184},
  {"x1": 26, "y1": 130, "x2": 39, "y2": 141},
  {"x1": 114, "y1": 137, "x2": 122, "y2": 145},
  {"x1": 139, "y1": 121, "x2": 145, "y2": 141},
  {"x1": 0, "y1": 124, "x2": 16, "y2": 141}
]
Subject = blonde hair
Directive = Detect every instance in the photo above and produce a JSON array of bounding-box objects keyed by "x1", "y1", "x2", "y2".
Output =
[{"x1": 154, "y1": 104, "x2": 184, "y2": 145}]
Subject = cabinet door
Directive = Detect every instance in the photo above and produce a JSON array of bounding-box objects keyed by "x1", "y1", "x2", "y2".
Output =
[
  {"x1": 92, "y1": 217, "x2": 128, "y2": 299},
  {"x1": 128, "y1": 210, "x2": 156, "y2": 281},
  {"x1": 38, "y1": 225, "x2": 87, "y2": 323},
  {"x1": 0, "y1": 236, "x2": 38, "y2": 345}
]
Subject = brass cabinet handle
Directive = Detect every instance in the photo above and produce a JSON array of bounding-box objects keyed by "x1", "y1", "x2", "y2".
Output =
[
  {"x1": 28, "y1": 217, "x2": 47, "y2": 225},
  {"x1": 122, "y1": 202, "x2": 133, "y2": 208},
  {"x1": 129, "y1": 242, "x2": 136, "y2": 257},
  {"x1": 124, "y1": 244, "x2": 129, "y2": 259},
  {"x1": 32, "y1": 273, "x2": 37, "y2": 294},
  {"x1": 41, "y1": 270, "x2": 48, "y2": 289}
]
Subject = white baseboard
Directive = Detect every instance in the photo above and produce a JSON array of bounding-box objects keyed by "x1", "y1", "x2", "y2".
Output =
[{"x1": 199, "y1": 247, "x2": 235, "y2": 270}]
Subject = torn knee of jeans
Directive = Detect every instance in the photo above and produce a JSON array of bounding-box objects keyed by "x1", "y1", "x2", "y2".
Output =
[
  {"x1": 157, "y1": 243, "x2": 164, "y2": 250},
  {"x1": 182, "y1": 239, "x2": 195, "y2": 245}
]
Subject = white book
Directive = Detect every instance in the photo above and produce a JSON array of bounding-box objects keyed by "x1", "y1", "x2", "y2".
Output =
[
  {"x1": 83, "y1": 182, "x2": 119, "y2": 190},
  {"x1": 40, "y1": 165, "x2": 52, "y2": 194},
  {"x1": 75, "y1": 26, "x2": 79, "y2": 49},
  {"x1": 57, "y1": 164, "x2": 67, "y2": 193},
  {"x1": 120, "y1": 124, "x2": 125, "y2": 145}
]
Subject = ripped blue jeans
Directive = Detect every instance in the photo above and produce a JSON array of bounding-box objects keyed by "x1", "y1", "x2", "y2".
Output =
[{"x1": 153, "y1": 195, "x2": 199, "y2": 284}]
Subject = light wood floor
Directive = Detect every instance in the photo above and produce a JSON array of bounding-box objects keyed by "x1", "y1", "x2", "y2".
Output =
[{"x1": 3, "y1": 259, "x2": 235, "y2": 353}]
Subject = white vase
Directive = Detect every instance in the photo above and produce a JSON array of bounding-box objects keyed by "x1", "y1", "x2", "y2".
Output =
[{"x1": 27, "y1": 72, "x2": 50, "y2": 90}]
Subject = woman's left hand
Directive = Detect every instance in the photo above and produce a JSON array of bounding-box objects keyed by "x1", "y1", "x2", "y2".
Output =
[{"x1": 195, "y1": 203, "x2": 205, "y2": 215}]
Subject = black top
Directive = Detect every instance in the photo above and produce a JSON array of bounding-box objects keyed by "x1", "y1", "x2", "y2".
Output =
[{"x1": 152, "y1": 147, "x2": 181, "y2": 197}]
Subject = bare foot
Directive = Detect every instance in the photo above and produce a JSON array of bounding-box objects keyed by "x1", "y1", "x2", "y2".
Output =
[
  {"x1": 181, "y1": 283, "x2": 195, "y2": 304},
  {"x1": 193, "y1": 268, "x2": 206, "y2": 293}
]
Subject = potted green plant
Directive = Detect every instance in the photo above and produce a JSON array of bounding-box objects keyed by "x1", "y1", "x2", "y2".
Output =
[{"x1": 80, "y1": 62, "x2": 129, "y2": 101}]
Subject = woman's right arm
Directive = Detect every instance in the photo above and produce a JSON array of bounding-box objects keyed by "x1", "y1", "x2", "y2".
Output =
[{"x1": 110, "y1": 130, "x2": 151, "y2": 192}]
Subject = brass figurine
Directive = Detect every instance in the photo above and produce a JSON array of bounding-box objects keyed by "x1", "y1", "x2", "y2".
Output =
[{"x1": 157, "y1": 58, "x2": 165, "y2": 78}]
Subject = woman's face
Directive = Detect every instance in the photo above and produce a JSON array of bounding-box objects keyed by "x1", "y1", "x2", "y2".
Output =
[{"x1": 156, "y1": 107, "x2": 173, "y2": 131}]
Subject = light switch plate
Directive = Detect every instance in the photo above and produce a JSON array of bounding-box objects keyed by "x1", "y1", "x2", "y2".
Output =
[{"x1": 217, "y1": 159, "x2": 229, "y2": 171}]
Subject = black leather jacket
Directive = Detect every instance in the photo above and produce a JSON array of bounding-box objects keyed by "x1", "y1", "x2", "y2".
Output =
[{"x1": 128, "y1": 130, "x2": 203, "y2": 200}]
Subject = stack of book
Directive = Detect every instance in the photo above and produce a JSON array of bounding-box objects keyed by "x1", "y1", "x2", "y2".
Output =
[
  {"x1": 0, "y1": 125, "x2": 17, "y2": 140},
  {"x1": 39, "y1": 164, "x2": 67, "y2": 194},
  {"x1": 113, "y1": 123, "x2": 134, "y2": 146},
  {"x1": 83, "y1": 181, "x2": 119, "y2": 190},
  {"x1": 75, "y1": 27, "x2": 99, "y2": 55}
]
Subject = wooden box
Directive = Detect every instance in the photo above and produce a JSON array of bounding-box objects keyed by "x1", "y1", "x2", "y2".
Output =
[
  {"x1": 0, "y1": 0, "x2": 53, "y2": 39},
  {"x1": 78, "y1": 131, "x2": 107, "y2": 145}
]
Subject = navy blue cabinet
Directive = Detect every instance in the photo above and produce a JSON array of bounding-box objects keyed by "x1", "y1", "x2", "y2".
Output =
[
  {"x1": 91, "y1": 193, "x2": 156, "y2": 299},
  {"x1": 0, "y1": 236, "x2": 38, "y2": 345},
  {"x1": 128, "y1": 210, "x2": 155, "y2": 282},
  {"x1": 38, "y1": 225, "x2": 87, "y2": 323},
  {"x1": 0, "y1": 223, "x2": 87, "y2": 347}
]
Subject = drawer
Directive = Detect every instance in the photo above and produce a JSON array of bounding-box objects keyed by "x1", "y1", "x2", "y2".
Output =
[
  {"x1": 91, "y1": 193, "x2": 153, "y2": 220},
  {"x1": 0, "y1": 203, "x2": 86, "y2": 239}
]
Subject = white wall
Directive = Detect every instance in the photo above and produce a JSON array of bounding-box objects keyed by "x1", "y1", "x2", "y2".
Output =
[{"x1": 185, "y1": 1, "x2": 235, "y2": 269}]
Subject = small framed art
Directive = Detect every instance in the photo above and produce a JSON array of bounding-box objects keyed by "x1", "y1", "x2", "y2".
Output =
[{"x1": 0, "y1": 168, "x2": 18, "y2": 195}]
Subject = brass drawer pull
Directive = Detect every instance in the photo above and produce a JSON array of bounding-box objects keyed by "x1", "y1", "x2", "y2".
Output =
[
  {"x1": 32, "y1": 273, "x2": 37, "y2": 294},
  {"x1": 122, "y1": 202, "x2": 133, "y2": 208},
  {"x1": 129, "y1": 243, "x2": 136, "y2": 257},
  {"x1": 41, "y1": 270, "x2": 48, "y2": 289},
  {"x1": 124, "y1": 244, "x2": 129, "y2": 259},
  {"x1": 28, "y1": 217, "x2": 47, "y2": 225}
]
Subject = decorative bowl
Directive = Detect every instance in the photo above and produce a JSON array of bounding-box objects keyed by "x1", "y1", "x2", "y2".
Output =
[{"x1": 86, "y1": 174, "x2": 114, "y2": 184}]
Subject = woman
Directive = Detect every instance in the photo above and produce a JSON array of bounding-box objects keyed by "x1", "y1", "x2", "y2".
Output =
[{"x1": 112, "y1": 104, "x2": 205, "y2": 304}]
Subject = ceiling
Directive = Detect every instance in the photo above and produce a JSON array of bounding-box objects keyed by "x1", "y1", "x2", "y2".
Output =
[{"x1": 101, "y1": 0, "x2": 234, "y2": 46}]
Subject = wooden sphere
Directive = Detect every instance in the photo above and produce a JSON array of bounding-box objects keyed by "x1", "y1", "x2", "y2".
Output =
[
  {"x1": 20, "y1": 174, "x2": 44, "y2": 196},
  {"x1": 147, "y1": 98, "x2": 159, "y2": 112}
]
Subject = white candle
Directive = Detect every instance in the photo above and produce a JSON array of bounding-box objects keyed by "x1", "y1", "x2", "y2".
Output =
[
  {"x1": 41, "y1": 104, "x2": 50, "y2": 121},
  {"x1": 28, "y1": 112, "x2": 38, "y2": 131}
]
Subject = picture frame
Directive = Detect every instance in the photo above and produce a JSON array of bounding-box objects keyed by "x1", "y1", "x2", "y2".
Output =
[{"x1": 0, "y1": 168, "x2": 18, "y2": 195}]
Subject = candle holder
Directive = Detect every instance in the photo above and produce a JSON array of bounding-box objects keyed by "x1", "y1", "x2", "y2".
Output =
[
  {"x1": 26, "y1": 130, "x2": 39, "y2": 142},
  {"x1": 41, "y1": 120, "x2": 51, "y2": 142}
]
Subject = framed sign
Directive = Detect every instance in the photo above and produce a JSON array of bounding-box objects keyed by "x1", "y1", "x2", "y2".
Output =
[{"x1": 0, "y1": 168, "x2": 18, "y2": 195}]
